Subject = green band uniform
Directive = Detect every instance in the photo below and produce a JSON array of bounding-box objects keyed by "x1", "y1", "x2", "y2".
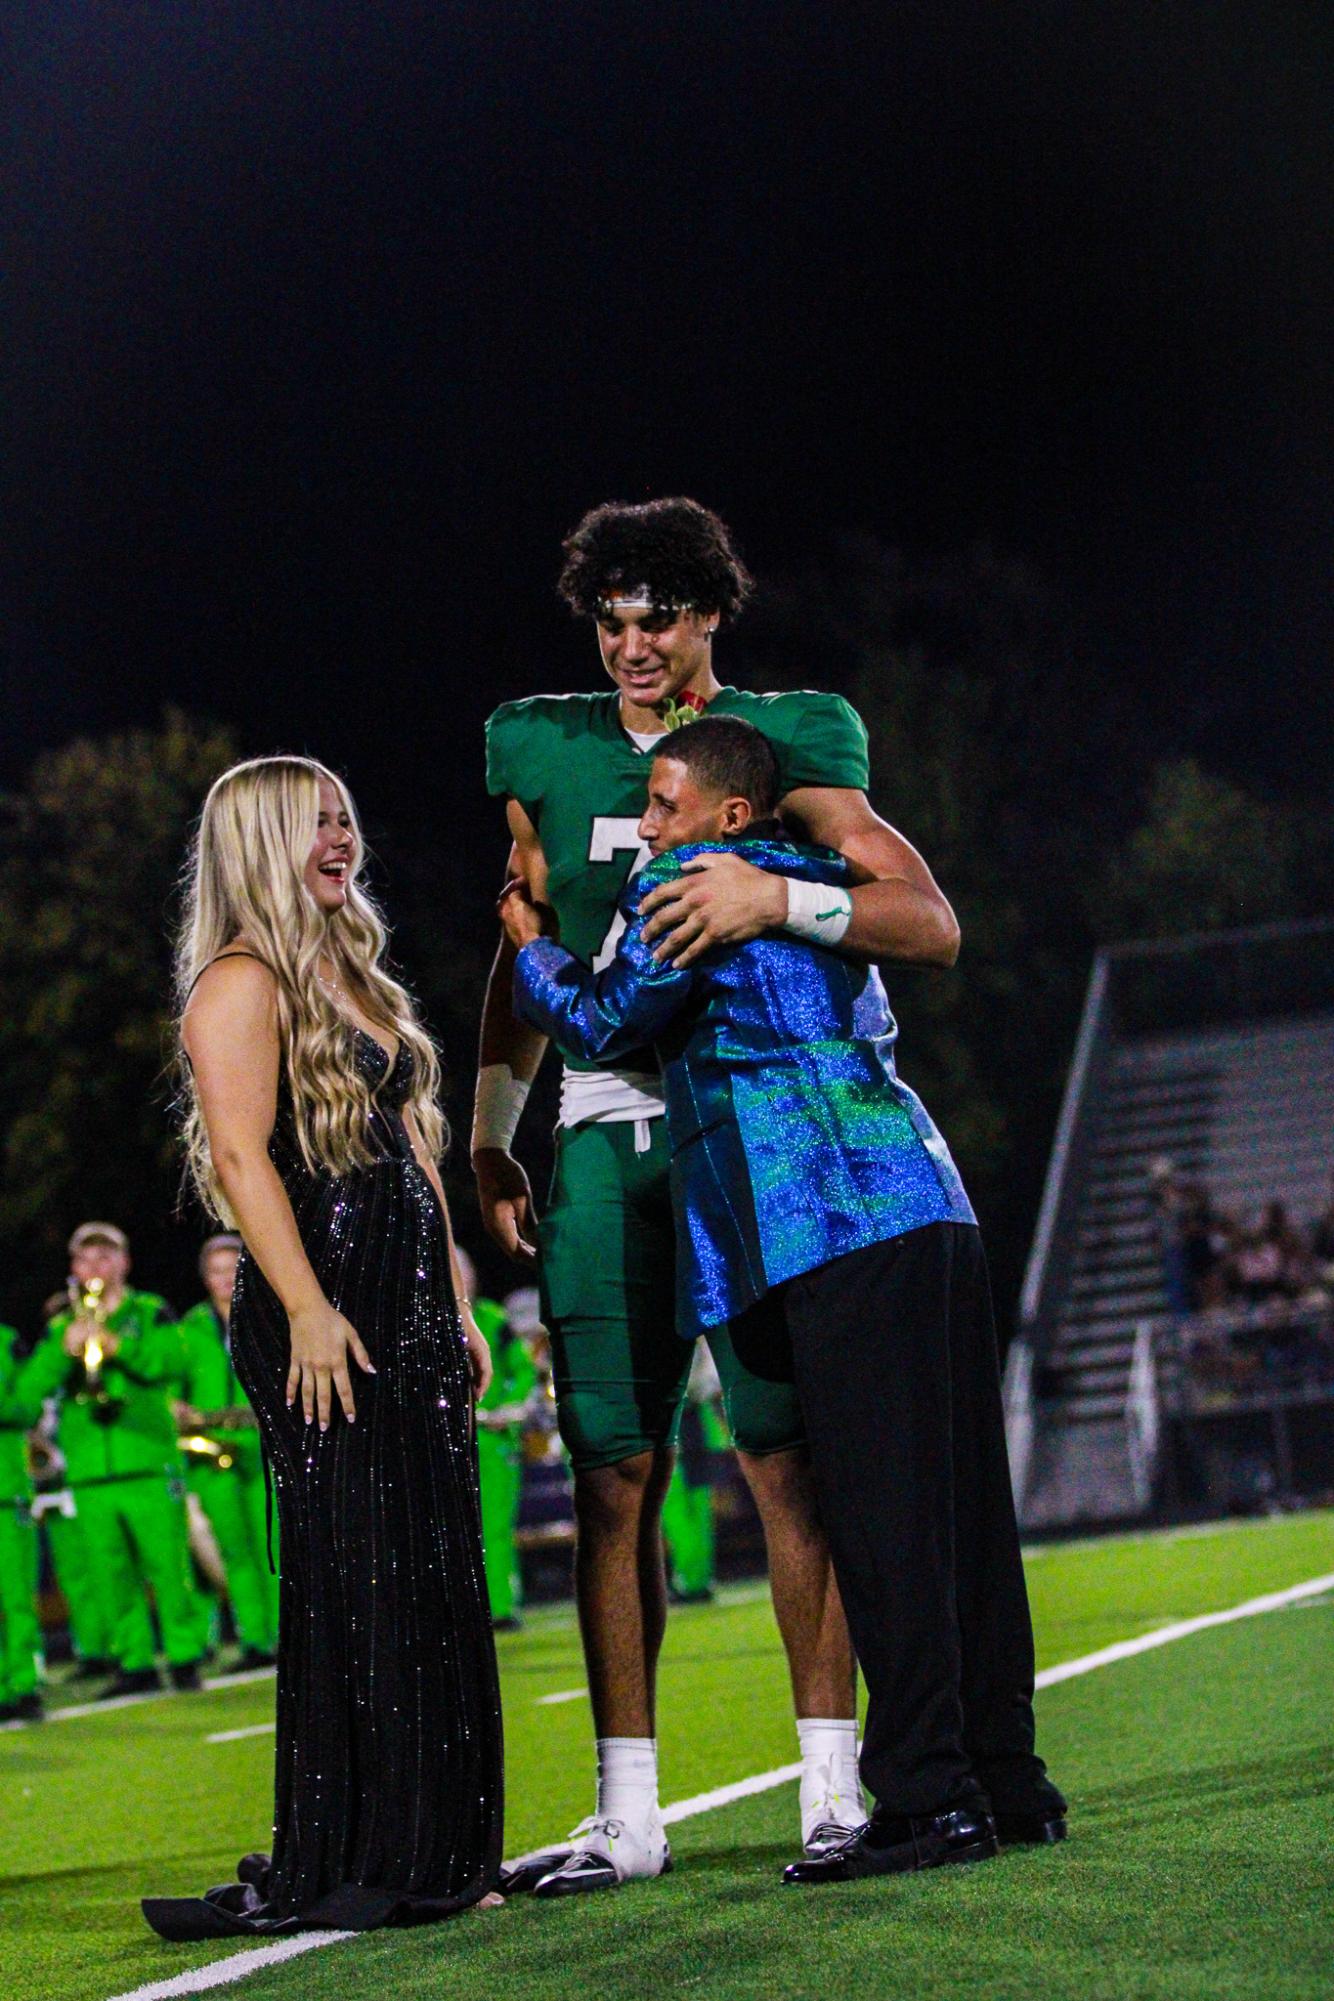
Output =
[
  {"x1": 485, "y1": 685, "x2": 870, "y2": 1469},
  {"x1": 661, "y1": 1388, "x2": 729, "y2": 1598},
  {"x1": 0, "y1": 1325, "x2": 41, "y2": 1705},
  {"x1": 472, "y1": 1297, "x2": 538, "y2": 1622},
  {"x1": 19, "y1": 1292, "x2": 204, "y2": 1673},
  {"x1": 176, "y1": 1300, "x2": 279, "y2": 1655},
  {"x1": 40, "y1": 1503, "x2": 115, "y2": 1666}
]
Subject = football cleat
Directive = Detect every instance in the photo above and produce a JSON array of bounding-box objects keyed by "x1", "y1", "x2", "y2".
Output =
[
  {"x1": 801, "y1": 1754, "x2": 868, "y2": 1857},
  {"x1": 531, "y1": 1814, "x2": 672, "y2": 1897},
  {"x1": 498, "y1": 1846, "x2": 575, "y2": 1895}
]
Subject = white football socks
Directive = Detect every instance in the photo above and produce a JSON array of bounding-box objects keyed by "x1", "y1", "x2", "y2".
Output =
[
  {"x1": 797, "y1": 1717, "x2": 865, "y2": 1836},
  {"x1": 595, "y1": 1736, "x2": 661, "y2": 1828}
]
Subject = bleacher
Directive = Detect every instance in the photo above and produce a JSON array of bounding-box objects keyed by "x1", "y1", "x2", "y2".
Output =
[{"x1": 1006, "y1": 919, "x2": 1334, "y2": 1531}]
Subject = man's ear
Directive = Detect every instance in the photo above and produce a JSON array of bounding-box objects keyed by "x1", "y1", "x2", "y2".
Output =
[{"x1": 721, "y1": 795, "x2": 754, "y2": 835}]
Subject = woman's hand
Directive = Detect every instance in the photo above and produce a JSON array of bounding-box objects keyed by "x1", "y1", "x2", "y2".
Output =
[
  {"x1": 285, "y1": 1299, "x2": 376, "y2": 1430},
  {"x1": 459, "y1": 1305, "x2": 494, "y2": 1402}
]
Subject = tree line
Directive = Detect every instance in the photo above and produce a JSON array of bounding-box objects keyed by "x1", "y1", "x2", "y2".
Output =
[{"x1": 3, "y1": 546, "x2": 1328, "y2": 1339}]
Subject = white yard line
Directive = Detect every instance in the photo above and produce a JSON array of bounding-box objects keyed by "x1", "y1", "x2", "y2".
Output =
[
  {"x1": 104, "y1": 1567, "x2": 1334, "y2": 2001},
  {"x1": 1, "y1": 1665, "x2": 277, "y2": 1734},
  {"x1": 107, "y1": 1934, "x2": 354, "y2": 2000},
  {"x1": 534, "y1": 1688, "x2": 588, "y2": 1707},
  {"x1": 1031, "y1": 1571, "x2": 1334, "y2": 1688}
]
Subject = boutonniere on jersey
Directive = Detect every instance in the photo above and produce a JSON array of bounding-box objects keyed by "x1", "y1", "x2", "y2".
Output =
[{"x1": 658, "y1": 691, "x2": 711, "y2": 731}]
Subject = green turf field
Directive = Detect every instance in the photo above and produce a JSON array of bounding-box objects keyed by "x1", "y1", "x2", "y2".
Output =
[{"x1": 2, "y1": 1510, "x2": 1331, "y2": 2001}]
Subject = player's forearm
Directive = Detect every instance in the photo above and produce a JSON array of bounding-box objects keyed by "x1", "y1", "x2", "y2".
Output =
[
  {"x1": 839, "y1": 876, "x2": 960, "y2": 967},
  {"x1": 213, "y1": 1146, "x2": 326, "y2": 1318},
  {"x1": 479, "y1": 932, "x2": 549, "y2": 1079}
]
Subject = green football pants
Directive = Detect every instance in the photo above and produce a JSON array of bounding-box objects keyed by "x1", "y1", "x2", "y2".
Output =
[
  {"x1": 540, "y1": 1120, "x2": 806, "y2": 1471},
  {"x1": 477, "y1": 1435, "x2": 523, "y2": 1622},
  {"x1": 75, "y1": 1476, "x2": 204, "y2": 1671},
  {"x1": 0, "y1": 1504, "x2": 40, "y2": 1701},
  {"x1": 44, "y1": 1505, "x2": 117, "y2": 1663},
  {"x1": 661, "y1": 1464, "x2": 716, "y2": 1597},
  {"x1": 190, "y1": 1463, "x2": 278, "y2": 1652}
]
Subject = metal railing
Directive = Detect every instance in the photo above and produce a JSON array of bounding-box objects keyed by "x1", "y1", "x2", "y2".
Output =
[
  {"x1": 1125, "y1": 1319, "x2": 1161, "y2": 1514},
  {"x1": 1019, "y1": 952, "x2": 1112, "y2": 1339},
  {"x1": 1003, "y1": 1337, "x2": 1035, "y2": 1515}
]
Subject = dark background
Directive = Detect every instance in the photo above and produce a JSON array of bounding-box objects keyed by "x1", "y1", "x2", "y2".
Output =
[{"x1": 3, "y1": 3, "x2": 1330, "y2": 1326}]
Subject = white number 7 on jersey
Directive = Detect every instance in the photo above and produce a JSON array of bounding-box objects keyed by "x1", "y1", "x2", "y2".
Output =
[{"x1": 588, "y1": 818, "x2": 654, "y2": 970}]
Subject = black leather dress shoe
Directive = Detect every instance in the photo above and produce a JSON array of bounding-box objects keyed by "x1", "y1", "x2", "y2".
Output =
[
  {"x1": 783, "y1": 1802, "x2": 998, "y2": 1883},
  {"x1": 994, "y1": 1809, "x2": 1067, "y2": 1845}
]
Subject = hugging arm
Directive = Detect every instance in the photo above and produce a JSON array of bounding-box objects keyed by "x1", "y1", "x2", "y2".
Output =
[
  {"x1": 639, "y1": 789, "x2": 959, "y2": 971},
  {"x1": 512, "y1": 890, "x2": 696, "y2": 1065}
]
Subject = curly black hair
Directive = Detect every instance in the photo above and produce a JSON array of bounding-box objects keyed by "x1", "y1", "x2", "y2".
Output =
[{"x1": 557, "y1": 497, "x2": 755, "y2": 624}]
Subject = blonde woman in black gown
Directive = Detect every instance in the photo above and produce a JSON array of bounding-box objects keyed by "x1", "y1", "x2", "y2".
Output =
[{"x1": 144, "y1": 756, "x2": 503, "y2": 1938}]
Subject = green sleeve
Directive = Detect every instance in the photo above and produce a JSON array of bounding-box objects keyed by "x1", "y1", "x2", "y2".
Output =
[
  {"x1": 781, "y1": 693, "x2": 870, "y2": 793},
  {"x1": 0, "y1": 1326, "x2": 38, "y2": 1427},
  {"x1": 485, "y1": 703, "x2": 534, "y2": 803},
  {"x1": 501, "y1": 1335, "x2": 538, "y2": 1406},
  {"x1": 472, "y1": 1297, "x2": 509, "y2": 1343},
  {"x1": 173, "y1": 1315, "x2": 209, "y2": 1401},
  {"x1": 116, "y1": 1298, "x2": 187, "y2": 1388},
  {"x1": 15, "y1": 1324, "x2": 75, "y2": 1409}
]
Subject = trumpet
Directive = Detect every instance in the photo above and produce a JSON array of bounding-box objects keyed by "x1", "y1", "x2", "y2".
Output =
[{"x1": 68, "y1": 1274, "x2": 114, "y2": 1408}]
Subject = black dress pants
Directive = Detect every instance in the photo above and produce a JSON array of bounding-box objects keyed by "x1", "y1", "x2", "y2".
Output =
[{"x1": 730, "y1": 1221, "x2": 1062, "y2": 1818}]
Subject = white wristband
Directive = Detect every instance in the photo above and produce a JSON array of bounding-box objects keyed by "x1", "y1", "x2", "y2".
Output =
[
  {"x1": 783, "y1": 876, "x2": 853, "y2": 948},
  {"x1": 471, "y1": 1063, "x2": 532, "y2": 1156}
]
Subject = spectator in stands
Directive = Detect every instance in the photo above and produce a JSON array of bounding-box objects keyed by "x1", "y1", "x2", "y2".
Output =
[
  {"x1": 1149, "y1": 1158, "x2": 1193, "y2": 1315},
  {"x1": 1179, "y1": 1181, "x2": 1227, "y2": 1311},
  {"x1": 1150, "y1": 1161, "x2": 1232, "y2": 1314},
  {"x1": 1230, "y1": 1202, "x2": 1306, "y2": 1307},
  {"x1": 1309, "y1": 1173, "x2": 1334, "y2": 1293}
]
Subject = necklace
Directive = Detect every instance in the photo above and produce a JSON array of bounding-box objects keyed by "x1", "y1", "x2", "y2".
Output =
[{"x1": 317, "y1": 961, "x2": 351, "y2": 1007}]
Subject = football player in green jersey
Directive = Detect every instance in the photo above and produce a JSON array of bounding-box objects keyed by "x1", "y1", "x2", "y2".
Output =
[{"x1": 476, "y1": 498, "x2": 960, "y2": 1895}]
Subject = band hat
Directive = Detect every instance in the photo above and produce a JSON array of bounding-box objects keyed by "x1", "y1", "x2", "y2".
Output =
[
  {"x1": 502, "y1": 1287, "x2": 545, "y2": 1337},
  {"x1": 68, "y1": 1222, "x2": 129, "y2": 1255},
  {"x1": 199, "y1": 1232, "x2": 243, "y2": 1266}
]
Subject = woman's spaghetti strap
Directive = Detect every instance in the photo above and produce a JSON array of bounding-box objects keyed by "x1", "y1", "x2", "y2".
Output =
[{"x1": 184, "y1": 951, "x2": 269, "y2": 1003}]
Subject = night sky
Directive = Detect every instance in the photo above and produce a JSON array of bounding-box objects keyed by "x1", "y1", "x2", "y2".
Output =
[{"x1": 9, "y1": 2, "x2": 1332, "y2": 865}]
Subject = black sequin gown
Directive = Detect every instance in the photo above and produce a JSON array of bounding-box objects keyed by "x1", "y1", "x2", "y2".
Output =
[{"x1": 143, "y1": 1033, "x2": 503, "y2": 1939}]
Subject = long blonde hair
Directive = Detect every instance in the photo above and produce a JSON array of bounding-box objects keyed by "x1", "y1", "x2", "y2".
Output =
[{"x1": 176, "y1": 755, "x2": 445, "y2": 1220}]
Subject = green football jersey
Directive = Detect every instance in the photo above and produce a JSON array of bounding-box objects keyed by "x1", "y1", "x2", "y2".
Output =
[{"x1": 485, "y1": 686, "x2": 869, "y2": 1016}]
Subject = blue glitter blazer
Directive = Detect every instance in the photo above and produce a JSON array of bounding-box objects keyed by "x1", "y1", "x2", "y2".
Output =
[{"x1": 514, "y1": 833, "x2": 975, "y2": 1338}]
